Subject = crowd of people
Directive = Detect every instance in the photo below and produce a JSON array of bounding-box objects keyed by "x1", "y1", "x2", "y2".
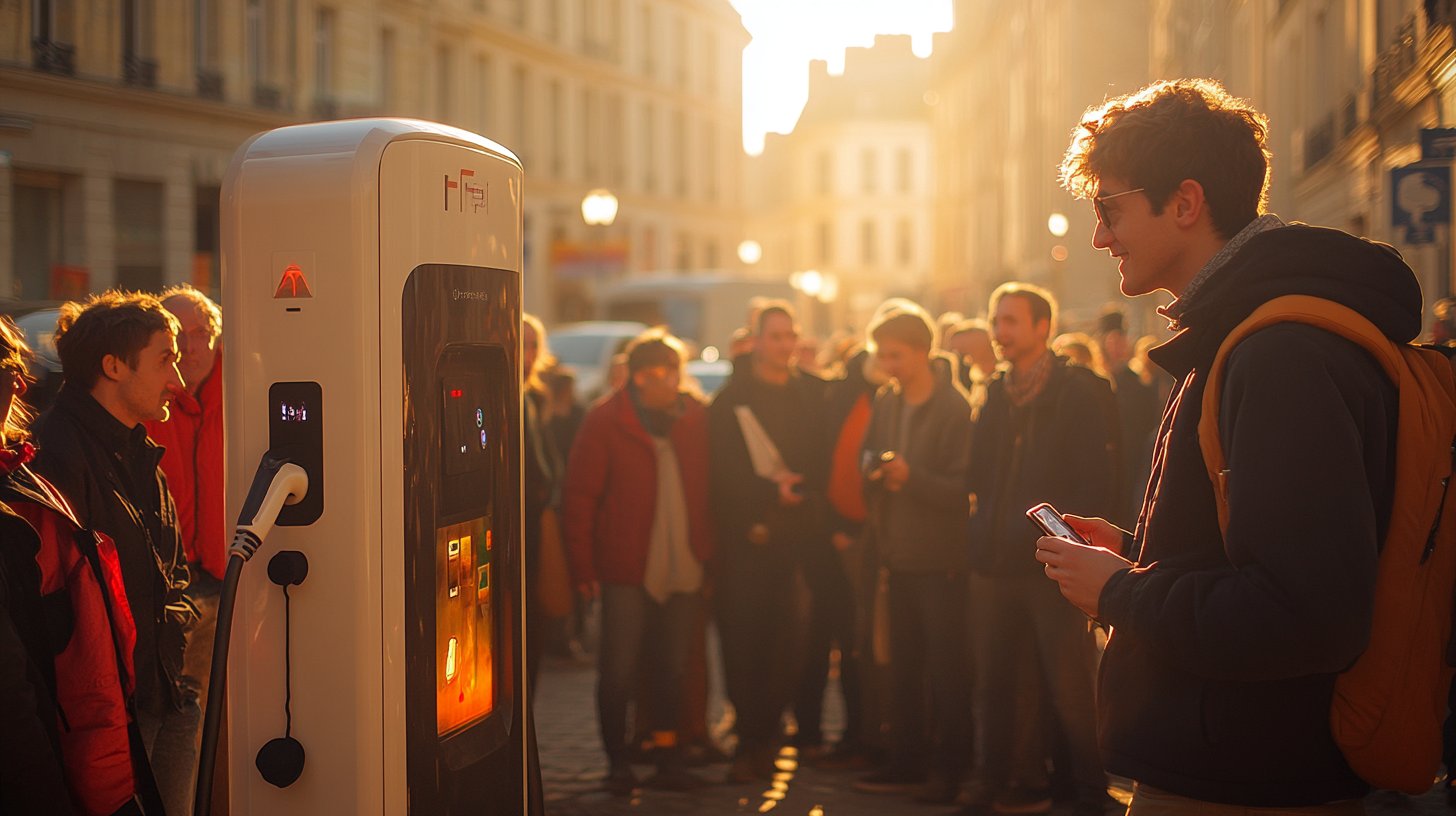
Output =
[
  {"x1": 541, "y1": 77, "x2": 1456, "y2": 816},
  {"x1": 1, "y1": 287, "x2": 222, "y2": 815},
  {"x1": 7, "y1": 77, "x2": 1456, "y2": 816}
]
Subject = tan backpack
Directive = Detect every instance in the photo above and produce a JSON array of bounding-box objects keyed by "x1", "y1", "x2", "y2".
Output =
[{"x1": 1199, "y1": 294, "x2": 1456, "y2": 794}]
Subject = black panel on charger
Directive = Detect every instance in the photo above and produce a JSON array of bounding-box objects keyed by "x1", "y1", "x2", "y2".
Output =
[{"x1": 268, "y1": 381, "x2": 324, "y2": 526}]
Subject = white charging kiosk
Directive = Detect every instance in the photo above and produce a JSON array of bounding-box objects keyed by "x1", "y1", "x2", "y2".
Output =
[{"x1": 220, "y1": 119, "x2": 529, "y2": 815}]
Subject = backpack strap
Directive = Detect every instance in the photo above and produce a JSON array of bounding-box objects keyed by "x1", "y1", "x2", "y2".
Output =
[{"x1": 1197, "y1": 294, "x2": 1454, "y2": 536}]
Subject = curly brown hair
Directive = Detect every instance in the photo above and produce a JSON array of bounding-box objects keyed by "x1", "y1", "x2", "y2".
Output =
[
  {"x1": 1060, "y1": 78, "x2": 1271, "y2": 239},
  {"x1": 54, "y1": 290, "x2": 180, "y2": 391}
]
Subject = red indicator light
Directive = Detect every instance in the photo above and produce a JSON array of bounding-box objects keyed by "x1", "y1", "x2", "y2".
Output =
[
  {"x1": 450, "y1": 389, "x2": 464, "y2": 398},
  {"x1": 273, "y1": 264, "x2": 314, "y2": 299}
]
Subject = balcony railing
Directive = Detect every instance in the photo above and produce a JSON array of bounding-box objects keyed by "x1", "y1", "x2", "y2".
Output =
[
  {"x1": 312, "y1": 96, "x2": 338, "y2": 119},
  {"x1": 31, "y1": 39, "x2": 76, "y2": 76},
  {"x1": 196, "y1": 69, "x2": 225, "y2": 100},
  {"x1": 123, "y1": 55, "x2": 157, "y2": 88},
  {"x1": 1304, "y1": 112, "x2": 1336, "y2": 169},
  {"x1": 254, "y1": 84, "x2": 284, "y2": 110},
  {"x1": 1371, "y1": 17, "x2": 1419, "y2": 108}
]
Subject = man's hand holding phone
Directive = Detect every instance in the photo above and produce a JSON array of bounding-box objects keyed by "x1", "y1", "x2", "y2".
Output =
[{"x1": 1028, "y1": 504, "x2": 1134, "y2": 618}]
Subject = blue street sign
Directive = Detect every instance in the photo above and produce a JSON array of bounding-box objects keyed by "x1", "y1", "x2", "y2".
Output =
[
  {"x1": 1391, "y1": 164, "x2": 1451, "y2": 245},
  {"x1": 1421, "y1": 128, "x2": 1456, "y2": 161}
]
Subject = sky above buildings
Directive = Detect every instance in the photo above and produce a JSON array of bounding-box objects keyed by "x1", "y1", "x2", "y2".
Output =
[{"x1": 731, "y1": 0, "x2": 953, "y2": 155}]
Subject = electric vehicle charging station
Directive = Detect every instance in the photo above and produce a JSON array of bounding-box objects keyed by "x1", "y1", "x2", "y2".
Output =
[{"x1": 215, "y1": 119, "x2": 531, "y2": 815}]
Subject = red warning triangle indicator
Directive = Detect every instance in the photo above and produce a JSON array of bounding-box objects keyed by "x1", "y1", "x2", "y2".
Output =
[{"x1": 273, "y1": 264, "x2": 314, "y2": 299}]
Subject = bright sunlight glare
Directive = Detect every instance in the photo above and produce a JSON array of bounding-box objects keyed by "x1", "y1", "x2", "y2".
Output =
[{"x1": 732, "y1": 0, "x2": 953, "y2": 155}]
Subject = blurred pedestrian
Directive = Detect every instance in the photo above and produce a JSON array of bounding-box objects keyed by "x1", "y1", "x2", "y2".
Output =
[
  {"x1": 963, "y1": 283, "x2": 1116, "y2": 816},
  {"x1": 0, "y1": 315, "x2": 163, "y2": 815},
  {"x1": 34, "y1": 291, "x2": 197, "y2": 816},
  {"x1": 945, "y1": 318, "x2": 997, "y2": 417},
  {"x1": 709, "y1": 301, "x2": 828, "y2": 783},
  {"x1": 145, "y1": 285, "x2": 225, "y2": 717},
  {"x1": 562, "y1": 329, "x2": 713, "y2": 795},
  {"x1": 851, "y1": 302, "x2": 974, "y2": 805},
  {"x1": 1096, "y1": 310, "x2": 1161, "y2": 529},
  {"x1": 794, "y1": 344, "x2": 882, "y2": 767},
  {"x1": 523, "y1": 313, "x2": 565, "y2": 693}
]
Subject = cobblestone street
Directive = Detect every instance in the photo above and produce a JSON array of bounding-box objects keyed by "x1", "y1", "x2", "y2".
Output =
[{"x1": 535, "y1": 654, "x2": 1456, "y2": 816}]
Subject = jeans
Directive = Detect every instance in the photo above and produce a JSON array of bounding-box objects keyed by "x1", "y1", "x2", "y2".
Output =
[
  {"x1": 715, "y1": 548, "x2": 804, "y2": 753},
  {"x1": 597, "y1": 585, "x2": 700, "y2": 765},
  {"x1": 139, "y1": 692, "x2": 202, "y2": 816},
  {"x1": 886, "y1": 570, "x2": 970, "y2": 776},
  {"x1": 793, "y1": 543, "x2": 863, "y2": 747},
  {"x1": 968, "y1": 572, "x2": 1104, "y2": 802}
]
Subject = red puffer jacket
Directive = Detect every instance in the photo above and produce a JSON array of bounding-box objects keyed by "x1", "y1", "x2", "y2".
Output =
[
  {"x1": 146, "y1": 349, "x2": 225, "y2": 579},
  {"x1": 4, "y1": 462, "x2": 141, "y2": 816},
  {"x1": 562, "y1": 388, "x2": 714, "y2": 588}
]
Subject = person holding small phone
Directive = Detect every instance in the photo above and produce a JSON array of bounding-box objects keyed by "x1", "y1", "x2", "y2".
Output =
[{"x1": 850, "y1": 301, "x2": 974, "y2": 804}]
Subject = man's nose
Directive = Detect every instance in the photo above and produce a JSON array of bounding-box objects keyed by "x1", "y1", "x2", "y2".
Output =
[{"x1": 1092, "y1": 219, "x2": 1115, "y2": 250}]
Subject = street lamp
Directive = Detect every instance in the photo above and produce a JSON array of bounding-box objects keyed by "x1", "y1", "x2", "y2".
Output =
[
  {"x1": 737, "y1": 239, "x2": 763, "y2": 266},
  {"x1": 1047, "y1": 212, "x2": 1069, "y2": 238},
  {"x1": 581, "y1": 188, "x2": 618, "y2": 227}
]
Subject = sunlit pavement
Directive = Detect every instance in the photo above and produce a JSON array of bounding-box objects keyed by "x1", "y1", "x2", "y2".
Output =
[{"x1": 535, "y1": 656, "x2": 1455, "y2": 815}]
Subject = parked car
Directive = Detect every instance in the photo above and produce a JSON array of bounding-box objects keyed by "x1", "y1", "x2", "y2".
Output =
[
  {"x1": 685, "y1": 357, "x2": 732, "y2": 397},
  {"x1": 0, "y1": 302, "x2": 63, "y2": 413},
  {"x1": 547, "y1": 321, "x2": 647, "y2": 402}
]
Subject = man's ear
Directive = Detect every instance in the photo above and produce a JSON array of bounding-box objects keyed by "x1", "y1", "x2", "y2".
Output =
[
  {"x1": 1171, "y1": 179, "x2": 1208, "y2": 228},
  {"x1": 99, "y1": 353, "x2": 127, "y2": 382}
]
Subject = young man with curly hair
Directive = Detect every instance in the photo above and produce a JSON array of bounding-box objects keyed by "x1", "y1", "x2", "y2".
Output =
[{"x1": 1037, "y1": 78, "x2": 1421, "y2": 813}]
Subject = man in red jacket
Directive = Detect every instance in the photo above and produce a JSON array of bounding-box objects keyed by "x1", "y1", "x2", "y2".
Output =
[
  {"x1": 144, "y1": 285, "x2": 223, "y2": 709},
  {"x1": 562, "y1": 328, "x2": 714, "y2": 796}
]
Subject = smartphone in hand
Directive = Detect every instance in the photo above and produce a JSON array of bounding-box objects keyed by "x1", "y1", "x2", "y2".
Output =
[{"x1": 1026, "y1": 502, "x2": 1091, "y2": 546}]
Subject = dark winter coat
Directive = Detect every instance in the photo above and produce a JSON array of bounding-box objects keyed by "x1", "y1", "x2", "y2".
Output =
[
  {"x1": 1097, "y1": 224, "x2": 1417, "y2": 806},
  {"x1": 707, "y1": 356, "x2": 828, "y2": 568},
  {"x1": 861, "y1": 366, "x2": 974, "y2": 573},
  {"x1": 966, "y1": 356, "x2": 1119, "y2": 577},
  {"x1": 33, "y1": 385, "x2": 191, "y2": 714}
]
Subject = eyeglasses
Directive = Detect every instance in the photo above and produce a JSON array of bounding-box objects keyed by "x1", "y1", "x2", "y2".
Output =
[{"x1": 1092, "y1": 187, "x2": 1146, "y2": 229}]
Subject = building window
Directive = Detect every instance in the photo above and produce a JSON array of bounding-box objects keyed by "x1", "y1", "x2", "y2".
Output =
[
  {"x1": 897, "y1": 148, "x2": 913, "y2": 193},
  {"x1": 705, "y1": 125, "x2": 718, "y2": 202},
  {"x1": 195, "y1": 0, "x2": 220, "y2": 72},
  {"x1": 897, "y1": 218, "x2": 913, "y2": 264},
  {"x1": 379, "y1": 27, "x2": 395, "y2": 109},
  {"x1": 11, "y1": 169, "x2": 82, "y2": 300},
  {"x1": 818, "y1": 221, "x2": 833, "y2": 265},
  {"x1": 607, "y1": 92, "x2": 625, "y2": 185},
  {"x1": 641, "y1": 4, "x2": 654, "y2": 77},
  {"x1": 672, "y1": 111, "x2": 687, "y2": 197},
  {"x1": 673, "y1": 15, "x2": 688, "y2": 87},
  {"x1": 122, "y1": 0, "x2": 156, "y2": 86},
  {"x1": 513, "y1": 65, "x2": 530, "y2": 160},
  {"x1": 548, "y1": 79, "x2": 563, "y2": 177},
  {"x1": 246, "y1": 0, "x2": 270, "y2": 95},
  {"x1": 582, "y1": 88, "x2": 597, "y2": 179},
  {"x1": 643, "y1": 102, "x2": 657, "y2": 192},
  {"x1": 314, "y1": 8, "x2": 335, "y2": 109},
  {"x1": 474, "y1": 55, "x2": 491, "y2": 131},
  {"x1": 114, "y1": 180, "x2": 166, "y2": 293},
  {"x1": 861, "y1": 219, "x2": 877, "y2": 265},
  {"x1": 817, "y1": 150, "x2": 833, "y2": 196},
  {"x1": 436, "y1": 45, "x2": 453, "y2": 121},
  {"x1": 546, "y1": 0, "x2": 562, "y2": 42},
  {"x1": 861, "y1": 148, "x2": 877, "y2": 195}
]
